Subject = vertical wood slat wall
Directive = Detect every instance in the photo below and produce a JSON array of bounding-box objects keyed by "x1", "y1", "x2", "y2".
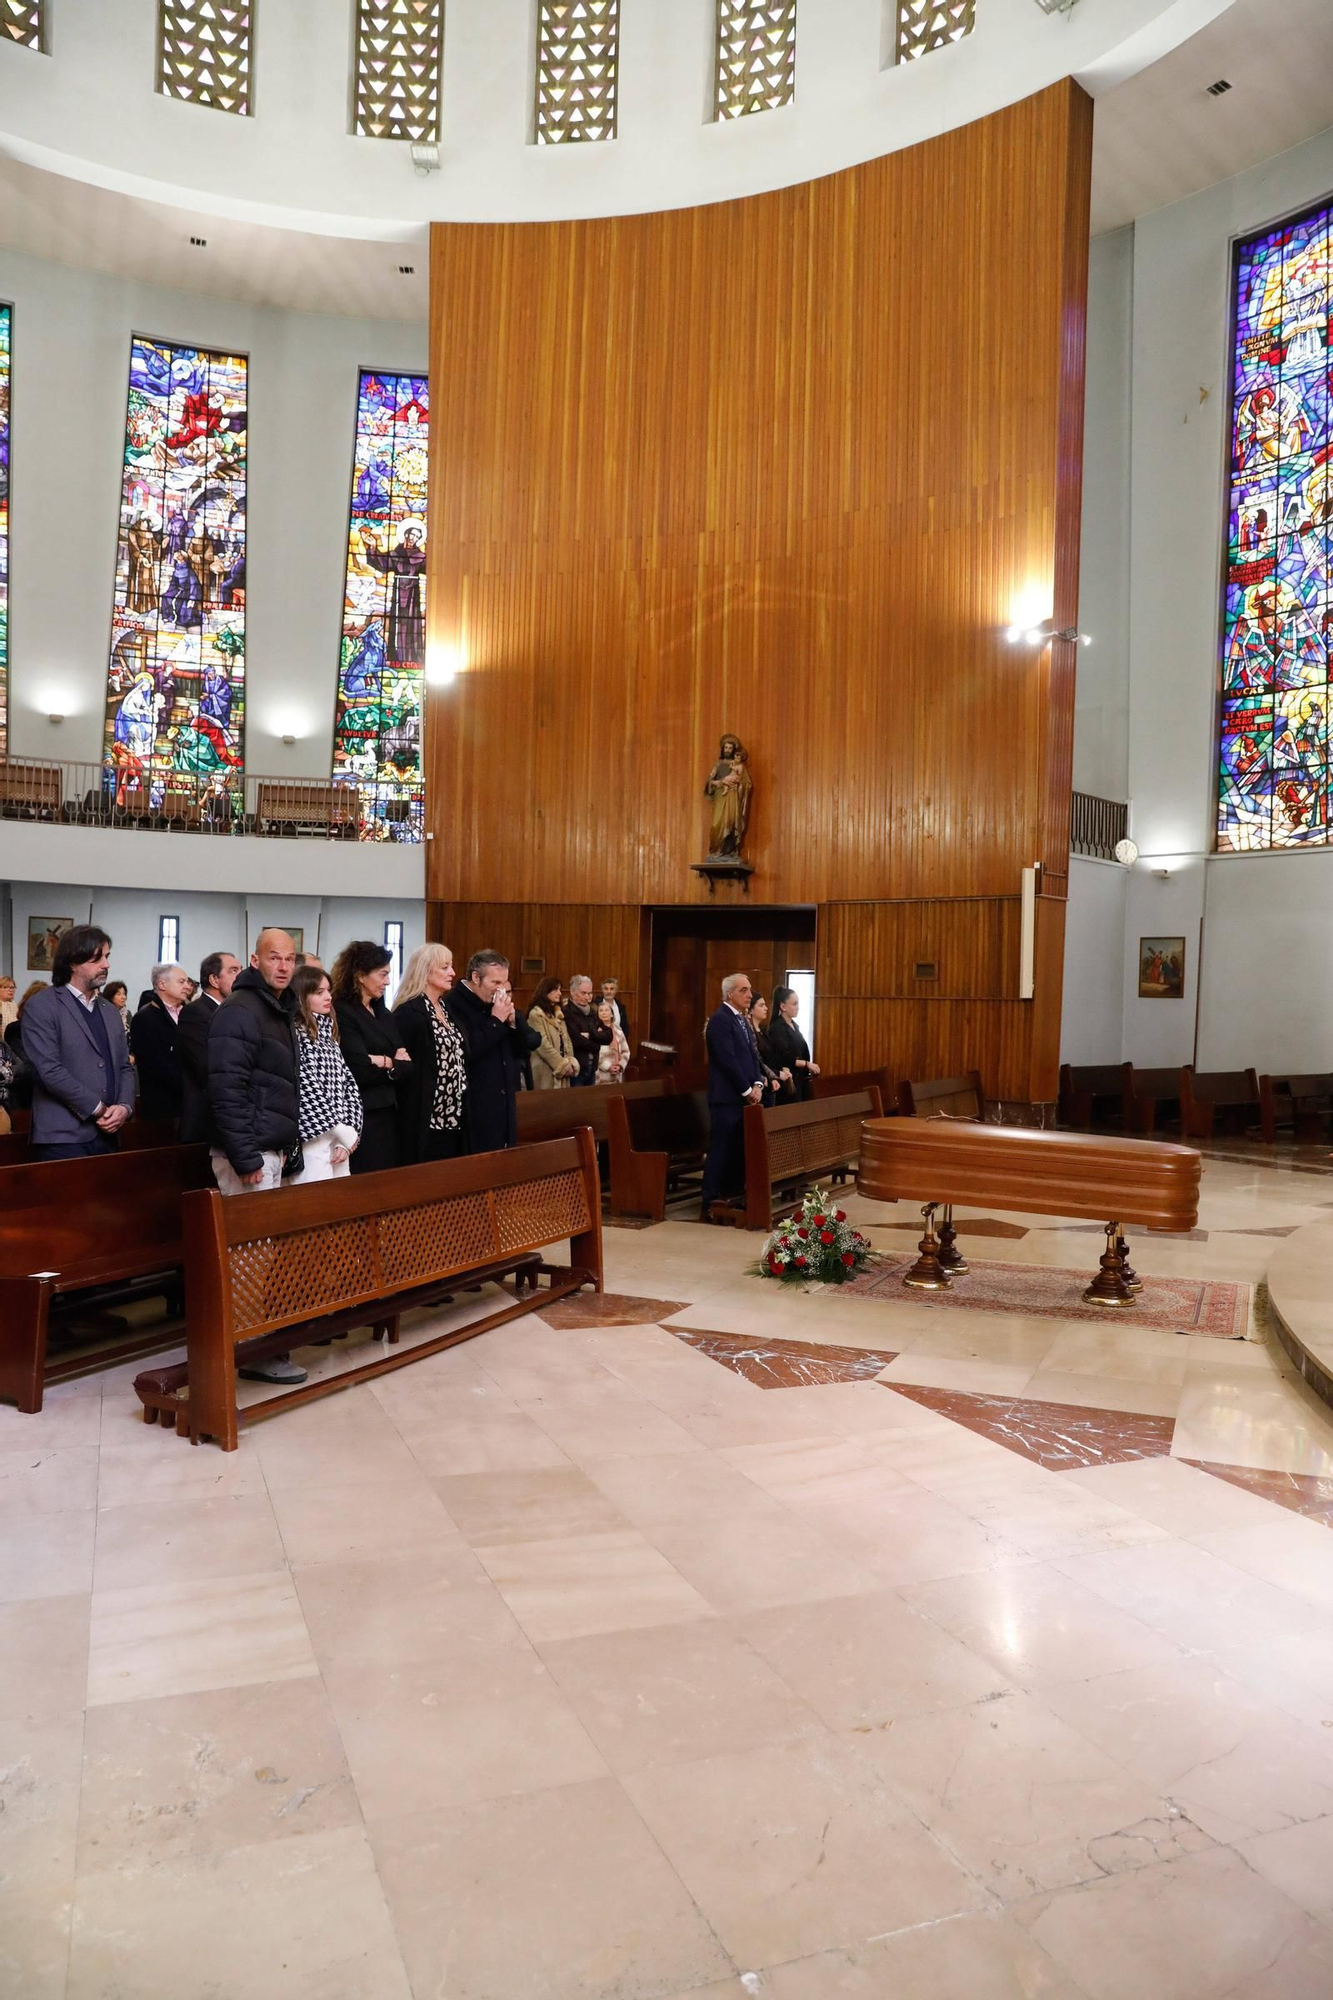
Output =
[{"x1": 425, "y1": 82, "x2": 1092, "y2": 1100}]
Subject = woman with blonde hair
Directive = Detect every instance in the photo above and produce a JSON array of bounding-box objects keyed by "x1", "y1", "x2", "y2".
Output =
[
  {"x1": 289, "y1": 964, "x2": 362, "y2": 1181},
  {"x1": 392, "y1": 942, "x2": 467, "y2": 1161},
  {"x1": 527, "y1": 976, "x2": 579, "y2": 1089}
]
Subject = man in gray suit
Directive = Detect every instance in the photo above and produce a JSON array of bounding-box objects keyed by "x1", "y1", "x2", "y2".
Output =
[{"x1": 21, "y1": 925, "x2": 135, "y2": 1160}]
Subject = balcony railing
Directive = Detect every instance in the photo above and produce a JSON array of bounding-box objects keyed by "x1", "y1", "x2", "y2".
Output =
[
  {"x1": 0, "y1": 756, "x2": 424, "y2": 843},
  {"x1": 1070, "y1": 790, "x2": 1129, "y2": 863}
]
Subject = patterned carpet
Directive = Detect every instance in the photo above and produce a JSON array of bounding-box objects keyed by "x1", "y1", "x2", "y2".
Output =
[{"x1": 843, "y1": 1255, "x2": 1251, "y2": 1338}]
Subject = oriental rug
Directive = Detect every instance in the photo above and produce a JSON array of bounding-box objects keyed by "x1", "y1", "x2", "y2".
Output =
[{"x1": 841, "y1": 1256, "x2": 1250, "y2": 1338}]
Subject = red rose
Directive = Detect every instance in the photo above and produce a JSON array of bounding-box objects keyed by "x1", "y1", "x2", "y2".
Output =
[
  {"x1": 794, "y1": 1254, "x2": 807, "y2": 1267},
  {"x1": 811, "y1": 1214, "x2": 825, "y2": 1227},
  {"x1": 841, "y1": 1251, "x2": 855, "y2": 1266},
  {"x1": 769, "y1": 1254, "x2": 782, "y2": 1271},
  {"x1": 796, "y1": 1228, "x2": 808, "y2": 1240},
  {"x1": 820, "y1": 1230, "x2": 835, "y2": 1245},
  {"x1": 835, "y1": 1210, "x2": 846, "y2": 1222}
]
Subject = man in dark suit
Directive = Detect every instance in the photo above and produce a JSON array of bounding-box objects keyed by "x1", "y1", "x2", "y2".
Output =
[
  {"x1": 177, "y1": 949, "x2": 241, "y2": 1143},
  {"x1": 20, "y1": 925, "x2": 135, "y2": 1160},
  {"x1": 130, "y1": 962, "x2": 193, "y2": 1124},
  {"x1": 446, "y1": 950, "x2": 541, "y2": 1153},
  {"x1": 700, "y1": 971, "x2": 766, "y2": 1216}
]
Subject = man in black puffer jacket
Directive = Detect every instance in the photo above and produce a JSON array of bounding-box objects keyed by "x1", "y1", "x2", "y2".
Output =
[{"x1": 206, "y1": 926, "x2": 306, "y2": 1385}]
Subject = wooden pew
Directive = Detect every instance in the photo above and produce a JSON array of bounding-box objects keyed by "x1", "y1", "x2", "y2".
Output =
[
  {"x1": 170, "y1": 1134, "x2": 603, "y2": 1450},
  {"x1": 715, "y1": 1087, "x2": 883, "y2": 1232},
  {"x1": 1258, "y1": 1072, "x2": 1333, "y2": 1145},
  {"x1": 1125, "y1": 1066, "x2": 1182, "y2": 1134},
  {"x1": 0, "y1": 759, "x2": 62, "y2": 819},
  {"x1": 515, "y1": 1079, "x2": 665, "y2": 1147},
  {"x1": 1058, "y1": 1062, "x2": 1132, "y2": 1131},
  {"x1": 812, "y1": 1066, "x2": 895, "y2": 1105},
  {"x1": 253, "y1": 778, "x2": 359, "y2": 838},
  {"x1": 858, "y1": 1118, "x2": 1200, "y2": 1307},
  {"x1": 1180, "y1": 1065, "x2": 1261, "y2": 1141},
  {"x1": 0, "y1": 1145, "x2": 213, "y2": 1413},
  {"x1": 898, "y1": 1070, "x2": 987, "y2": 1120},
  {"x1": 0, "y1": 1117, "x2": 181, "y2": 1168},
  {"x1": 606, "y1": 1089, "x2": 711, "y2": 1222}
]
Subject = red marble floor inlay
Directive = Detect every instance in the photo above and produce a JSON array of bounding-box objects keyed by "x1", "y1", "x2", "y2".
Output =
[
  {"x1": 844, "y1": 1256, "x2": 1249, "y2": 1337},
  {"x1": 668, "y1": 1328, "x2": 898, "y2": 1388},
  {"x1": 882, "y1": 1383, "x2": 1177, "y2": 1470},
  {"x1": 537, "y1": 1293, "x2": 690, "y2": 1328},
  {"x1": 868, "y1": 1217, "x2": 1030, "y2": 1241},
  {"x1": 1183, "y1": 1459, "x2": 1333, "y2": 1528}
]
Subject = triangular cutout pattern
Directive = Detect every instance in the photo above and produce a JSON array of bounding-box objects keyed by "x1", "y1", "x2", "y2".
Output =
[
  {"x1": 158, "y1": 0, "x2": 253, "y2": 114},
  {"x1": 535, "y1": 0, "x2": 619, "y2": 144},
  {"x1": 714, "y1": 0, "x2": 796, "y2": 120},
  {"x1": 895, "y1": 0, "x2": 976, "y2": 66},
  {"x1": 4, "y1": 0, "x2": 45, "y2": 51},
  {"x1": 353, "y1": 0, "x2": 442, "y2": 141}
]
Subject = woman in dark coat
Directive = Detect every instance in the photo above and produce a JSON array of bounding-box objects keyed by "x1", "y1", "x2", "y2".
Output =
[
  {"x1": 764, "y1": 985, "x2": 820, "y2": 1103},
  {"x1": 330, "y1": 940, "x2": 411, "y2": 1174},
  {"x1": 392, "y1": 942, "x2": 467, "y2": 1163}
]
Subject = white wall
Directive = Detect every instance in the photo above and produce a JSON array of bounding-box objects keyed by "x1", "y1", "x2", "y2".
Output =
[
  {"x1": 1, "y1": 245, "x2": 426, "y2": 780},
  {"x1": 1072, "y1": 124, "x2": 1333, "y2": 1074},
  {"x1": 1060, "y1": 857, "x2": 1128, "y2": 1065}
]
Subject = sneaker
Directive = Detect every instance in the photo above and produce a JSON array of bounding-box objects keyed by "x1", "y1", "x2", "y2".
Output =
[{"x1": 238, "y1": 1354, "x2": 308, "y2": 1385}]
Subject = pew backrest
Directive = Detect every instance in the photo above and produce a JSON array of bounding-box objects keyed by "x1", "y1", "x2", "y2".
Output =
[
  {"x1": 1258, "y1": 1072, "x2": 1333, "y2": 1143},
  {"x1": 812, "y1": 1066, "x2": 895, "y2": 1103},
  {"x1": 737, "y1": 1086, "x2": 882, "y2": 1229},
  {"x1": 898, "y1": 1071, "x2": 986, "y2": 1121},
  {"x1": 0, "y1": 1143, "x2": 212, "y2": 1282},
  {"x1": 606, "y1": 1089, "x2": 710, "y2": 1220},
  {"x1": 1180, "y1": 1065, "x2": 1260, "y2": 1140},
  {"x1": 515, "y1": 1078, "x2": 665, "y2": 1148},
  {"x1": 1058, "y1": 1062, "x2": 1133, "y2": 1130}
]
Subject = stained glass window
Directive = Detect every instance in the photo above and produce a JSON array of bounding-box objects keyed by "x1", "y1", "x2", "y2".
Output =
[
  {"x1": 158, "y1": 2, "x2": 253, "y2": 114},
  {"x1": 102, "y1": 339, "x2": 248, "y2": 824},
  {"x1": 716, "y1": 1, "x2": 796, "y2": 120},
  {"x1": 353, "y1": 0, "x2": 442, "y2": 143},
  {"x1": 0, "y1": 304, "x2": 9, "y2": 760},
  {"x1": 535, "y1": 1, "x2": 619, "y2": 145},
  {"x1": 894, "y1": 0, "x2": 975, "y2": 65},
  {"x1": 332, "y1": 370, "x2": 429, "y2": 841},
  {"x1": 2, "y1": 2, "x2": 44, "y2": 51},
  {"x1": 1219, "y1": 199, "x2": 1332, "y2": 851}
]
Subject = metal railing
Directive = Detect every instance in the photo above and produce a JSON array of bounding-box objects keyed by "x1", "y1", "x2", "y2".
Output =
[
  {"x1": 1070, "y1": 790, "x2": 1129, "y2": 862},
  {"x1": 0, "y1": 756, "x2": 423, "y2": 844}
]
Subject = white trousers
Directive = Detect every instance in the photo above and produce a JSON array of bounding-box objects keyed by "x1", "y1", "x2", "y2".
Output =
[
  {"x1": 210, "y1": 1148, "x2": 283, "y2": 1195},
  {"x1": 290, "y1": 1130, "x2": 351, "y2": 1185}
]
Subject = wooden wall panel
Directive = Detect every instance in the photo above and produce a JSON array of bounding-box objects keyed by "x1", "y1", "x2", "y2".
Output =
[
  {"x1": 431, "y1": 902, "x2": 641, "y2": 1016},
  {"x1": 425, "y1": 81, "x2": 1092, "y2": 1100}
]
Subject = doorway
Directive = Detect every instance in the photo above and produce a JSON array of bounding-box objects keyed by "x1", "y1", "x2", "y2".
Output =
[{"x1": 648, "y1": 905, "x2": 817, "y2": 1064}]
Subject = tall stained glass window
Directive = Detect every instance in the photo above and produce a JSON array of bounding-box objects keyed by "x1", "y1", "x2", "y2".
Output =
[
  {"x1": 332, "y1": 370, "x2": 429, "y2": 841},
  {"x1": 102, "y1": 339, "x2": 248, "y2": 822},
  {"x1": 0, "y1": 304, "x2": 10, "y2": 759},
  {"x1": 158, "y1": 2, "x2": 254, "y2": 116},
  {"x1": 2, "y1": 2, "x2": 45, "y2": 51},
  {"x1": 353, "y1": 0, "x2": 442, "y2": 143},
  {"x1": 894, "y1": 0, "x2": 975, "y2": 65},
  {"x1": 716, "y1": 0, "x2": 796, "y2": 120},
  {"x1": 534, "y1": 1, "x2": 619, "y2": 145},
  {"x1": 1219, "y1": 200, "x2": 1333, "y2": 851}
]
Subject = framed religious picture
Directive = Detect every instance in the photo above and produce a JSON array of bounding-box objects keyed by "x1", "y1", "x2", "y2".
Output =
[
  {"x1": 279, "y1": 927, "x2": 304, "y2": 954},
  {"x1": 27, "y1": 917, "x2": 73, "y2": 972},
  {"x1": 1138, "y1": 936, "x2": 1186, "y2": 999}
]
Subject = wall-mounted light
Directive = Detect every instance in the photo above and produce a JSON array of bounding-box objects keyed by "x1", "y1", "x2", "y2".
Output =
[
  {"x1": 411, "y1": 142, "x2": 441, "y2": 176},
  {"x1": 281, "y1": 733, "x2": 297, "y2": 746},
  {"x1": 426, "y1": 643, "x2": 465, "y2": 686},
  {"x1": 48, "y1": 712, "x2": 65, "y2": 725},
  {"x1": 1057, "y1": 627, "x2": 1094, "y2": 647}
]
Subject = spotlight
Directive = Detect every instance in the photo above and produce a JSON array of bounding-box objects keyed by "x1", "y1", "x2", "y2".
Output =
[
  {"x1": 1006, "y1": 626, "x2": 1023, "y2": 644},
  {"x1": 426, "y1": 644, "x2": 464, "y2": 686}
]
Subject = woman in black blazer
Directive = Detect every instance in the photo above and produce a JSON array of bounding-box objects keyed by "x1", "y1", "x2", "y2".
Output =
[
  {"x1": 330, "y1": 940, "x2": 411, "y2": 1174},
  {"x1": 764, "y1": 986, "x2": 820, "y2": 1103},
  {"x1": 392, "y1": 943, "x2": 468, "y2": 1163}
]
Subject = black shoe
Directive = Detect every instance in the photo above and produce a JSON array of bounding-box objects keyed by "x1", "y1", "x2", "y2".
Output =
[{"x1": 239, "y1": 1354, "x2": 308, "y2": 1385}]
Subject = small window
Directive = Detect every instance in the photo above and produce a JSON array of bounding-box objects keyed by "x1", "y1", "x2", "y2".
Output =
[
  {"x1": 715, "y1": 0, "x2": 796, "y2": 121},
  {"x1": 893, "y1": 0, "x2": 975, "y2": 66},
  {"x1": 384, "y1": 919, "x2": 404, "y2": 1001},
  {"x1": 158, "y1": 1, "x2": 254, "y2": 114},
  {"x1": 159, "y1": 915, "x2": 180, "y2": 965},
  {"x1": 783, "y1": 968, "x2": 815, "y2": 1056},
  {"x1": 3, "y1": 3, "x2": 46, "y2": 52},
  {"x1": 534, "y1": 0, "x2": 619, "y2": 145},
  {"x1": 353, "y1": 0, "x2": 443, "y2": 143}
]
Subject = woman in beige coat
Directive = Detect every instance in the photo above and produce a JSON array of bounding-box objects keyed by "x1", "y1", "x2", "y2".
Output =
[{"x1": 527, "y1": 977, "x2": 579, "y2": 1088}]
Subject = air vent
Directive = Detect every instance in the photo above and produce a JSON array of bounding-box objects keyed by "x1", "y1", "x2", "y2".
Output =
[
  {"x1": 189, "y1": 236, "x2": 208, "y2": 247},
  {"x1": 914, "y1": 961, "x2": 938, "y2": 980},
  {"x1": 1206, "y1": 78, "x2": 1232, "y2": 97},
  {"x1": 398, "y1": 264, "x2": 416, "y2": 275}
]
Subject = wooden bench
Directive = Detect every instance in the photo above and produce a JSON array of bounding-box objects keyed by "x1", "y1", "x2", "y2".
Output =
[
  {"x1": 1180, "y1": 1066, "x2": 1261, "y2": 1142},
  {"x1": 1258, "y1": 1072, "x2": 1333, "y2": 1145},
  {"x1": 1125, "y1": 1066, "x2": 1182, "y2": 1134},
  {"x1": 253, "y1": 779, "x2": 360, "y2": 838},
  {"x1": 898, "y1": 1070, "x2": 987, "y2": 1120},
  {"x1": 515, "y1": 1079, "x2": 666, "y2": 1148},
  {"x1": 0, "y1": 759, "x2": 62, "y2": 818},
  {"x1": 159, "y1": 1134, "x2": 603, "y2": 1450},
  {"x1": 0, "y1": 1145, "x2": 214, "y2": 1413},
  {"x1": 0, "y1": 1117, "x2": 182, "y2": 1168},
  {"x1": 858, "y1": 1118, "x2": 1200, "y2": 1307},
  {"x1": 812, "y1": 1066, "x2": 896, "y2": 1105},
  {"x1": 1058, "y1": 1062, "x2": 1132, "y2": 1131},
  {"x1": 714, "y1": 1087, "x2": 884, "y2": 1232},
  {"x1": 606, "y1": 1088, "x2": 711, "y2": 1222}
]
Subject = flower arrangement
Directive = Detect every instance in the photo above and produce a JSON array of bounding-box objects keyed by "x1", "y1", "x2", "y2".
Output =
[{"x1": 759, "y1": 1189, "x2": 872, "y2": 1285}]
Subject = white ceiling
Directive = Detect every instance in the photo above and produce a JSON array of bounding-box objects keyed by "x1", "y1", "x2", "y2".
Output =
[{"x1": 1089, "y1": 0, "x2": 1333, "y2": 233}]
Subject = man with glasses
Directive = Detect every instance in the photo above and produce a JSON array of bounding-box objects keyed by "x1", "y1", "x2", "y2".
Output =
[{"x1": 20, "y1": 926, "x2": 136, "y2": 1161}]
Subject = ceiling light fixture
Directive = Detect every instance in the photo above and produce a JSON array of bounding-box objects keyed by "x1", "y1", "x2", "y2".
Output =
[
  {"x1": 1031, "y1": 0, "x2": 1081, "y2": 14},
  {"x1": 410, "y1": 142, "x2": 441, "y2": 176}
]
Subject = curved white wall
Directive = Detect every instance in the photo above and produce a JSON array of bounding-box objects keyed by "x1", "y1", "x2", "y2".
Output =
[{"x1": 0, "y1": 0, "x2": 1228, "y2": 237}]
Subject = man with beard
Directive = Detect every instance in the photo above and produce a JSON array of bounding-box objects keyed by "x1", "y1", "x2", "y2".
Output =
[{"x1": 20, "y1": 926, "x2": 135, "y2": 1160}]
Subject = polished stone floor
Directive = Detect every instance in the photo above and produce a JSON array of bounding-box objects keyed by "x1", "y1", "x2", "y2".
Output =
[{"x1": 5, "y1": 1152, "x2": 1333, "y2": 1997}]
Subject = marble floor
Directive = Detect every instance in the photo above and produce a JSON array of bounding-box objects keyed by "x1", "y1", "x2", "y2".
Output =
[{"x1": 5, "y1": 1152, "x2": 1333, "y2": 1997}]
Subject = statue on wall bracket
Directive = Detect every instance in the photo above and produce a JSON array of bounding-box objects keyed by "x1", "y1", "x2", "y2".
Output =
[{"x1": 692, "y1": 733, "x2": 756, "y2": 894}]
